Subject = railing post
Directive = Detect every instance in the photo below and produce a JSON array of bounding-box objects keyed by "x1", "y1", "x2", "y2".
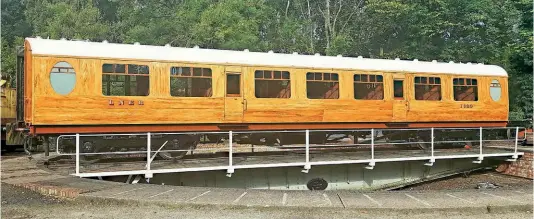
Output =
[
  {"x1": 146, "y1": 132, "x2": 152, "y2": 180},
  {"x1": 430, "y1": 127, "x2": 435, "y2": 164},
  {"x1": 513, "y1": 127, "x2": 519, "y2": 159},
  {"x1": 477, "y1": 127, "x2": 483, "y2": 163},
  {"x1": 227, "y1": 131, "x2": 234, "y2": 177},
  {"x1": 303, "y1": 130, "x2": 310, "y2": 173},
  {"x1": 371, "y1": 129, "x2": 375, "y2": 160},
  {"x1": 56, "y1": 136, "x2": 61, "y2": 154},
  {"x1": 431, "y1": 128, "x2": 434, "y2": 157},
  {"x1": 75, "y1": 133, "x2": 80, "y2": 176},
  {"x1": 366, "y1": 129, "x2": 375, "y2": 169}
]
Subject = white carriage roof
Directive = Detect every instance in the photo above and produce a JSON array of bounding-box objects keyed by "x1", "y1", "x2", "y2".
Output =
[{"x1": 26, "y1": 37, "x2": 507, "y2": 77}]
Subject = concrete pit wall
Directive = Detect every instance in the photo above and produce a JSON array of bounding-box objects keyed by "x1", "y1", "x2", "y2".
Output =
[{"x1": 138, "y1": 158, "x2": 486, "y2": 191}]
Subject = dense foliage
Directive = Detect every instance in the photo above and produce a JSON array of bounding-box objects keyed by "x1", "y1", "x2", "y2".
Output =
[{"x1": 1, "y1": 0, "x2": 532, "y2": 119}]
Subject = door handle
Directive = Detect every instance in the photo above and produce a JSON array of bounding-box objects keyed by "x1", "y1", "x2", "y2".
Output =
[
  {"x1": 405, "y1": 101, "x2": 410, "y2": 111},
  {"x1": 243, "y1": 99, "x2": 247, "y2": 111}
]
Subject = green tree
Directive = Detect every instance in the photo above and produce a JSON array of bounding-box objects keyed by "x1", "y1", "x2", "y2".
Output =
[
  {"x1": 116, "y1": 0, "x2": 211, "y2": 46},
  {"x1": 507, "y1": 0, "x2": 533, "y2": 120},
  {"x1": 25, "y1": 0, "x2": 110, "y2": 40},
  {"x1": 1, "y1": 0, "x2": 31, "y2": 84},
  {"x1": 193, "y1": 0, "x2": 268, "y2": 51}
]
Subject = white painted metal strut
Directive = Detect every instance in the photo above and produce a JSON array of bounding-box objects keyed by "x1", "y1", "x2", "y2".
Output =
[
  {"x1": 302, "y1": 130, "x2": 311, "y2": 173},
  {"x1": 431, "y1": 127, "x2": 434, "y2": 160},
  {"x1": 514, "y1": 126, "x2": 519, "y2": 159},
  {"x1": 507, "y1": 126, "x2": 521, "y2": 162},
  {"x1": 425, "y1": 128, "x2": 435, "y2": 166},
  {"x1": 365, "y1": 129, "x2": 375, "y2": 170},
  {"x1": 75, "y1": 133, "x2": 80, "y2": 176},
  {"x1": 473, "y1": 127, "x2": 484, "y2": 164},
  {"x1": 227, "y1": 131, "x2": 234, "y2": 177},
  {"x1": 146, "y1": 132, "x2": 152, "y2": 180}
]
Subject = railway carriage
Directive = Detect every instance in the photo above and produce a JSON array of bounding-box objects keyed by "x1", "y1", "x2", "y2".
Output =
[
  {"x1": 1, "y1": 79, "x2": 25, "y2": 151},
  {"x1": 12, "y1": 37, "x2": 509, "y2": 158}
]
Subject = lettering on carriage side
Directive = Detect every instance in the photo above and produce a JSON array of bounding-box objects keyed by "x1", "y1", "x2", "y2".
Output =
[
  {"x1": 107, "y1": 99, "x2": 145, "y2": 106},
  {"x1": 460, "y1": 104, "x2": 474, "y2": 108}
]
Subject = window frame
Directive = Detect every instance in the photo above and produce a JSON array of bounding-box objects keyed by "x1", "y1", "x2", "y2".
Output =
[
  {"x1": 169, "y1": 66, "x2": 213, "y2": 98},
  {"x1": 253, "y1": 69, "x2": 291, "y2": 99},
  {"x1": 353, "y1": 73, "x2": 384, "y2": 100},
  {"x1": 305, "y1": 72, "x2": 340, "y2": 100},
  {"x1": 226, "y1": 73, "x2": 242, "y2": 97},
  {"x1": 489, "y1": 79, "x2": 502, "y2": 102},
  {"x1": 393, "y1": 79, "x2": 405, "y2": 100},
  {"x1": 413, "y1": 76, "x2": 442, "y2": 101},
  {"x1": 452, "y1": 77, "x2": 479, "y2": 102},
  {"x1": 101, "y1": 63, "x2": 151, "y2": 97},
  {"x1": 50, "y1": 61, "x2": 77, "y2": 96}
]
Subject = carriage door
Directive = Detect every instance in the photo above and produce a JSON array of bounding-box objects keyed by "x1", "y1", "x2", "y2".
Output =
[
  {"x1": 392, "y1": 74, "x2": 408, "y2": 121},
  {"x1": 224, "y1": 67, "x2": 244, "y2": 122}
]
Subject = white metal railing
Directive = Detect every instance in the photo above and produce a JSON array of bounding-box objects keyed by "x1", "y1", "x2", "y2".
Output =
[{"x1": 57, "y1": 127, "x2": 526, "y2": 178}]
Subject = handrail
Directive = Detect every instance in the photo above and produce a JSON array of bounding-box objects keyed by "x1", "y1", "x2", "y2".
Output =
[{"x1": 70, "y1": 127, "x2": 525, "y2": 178}]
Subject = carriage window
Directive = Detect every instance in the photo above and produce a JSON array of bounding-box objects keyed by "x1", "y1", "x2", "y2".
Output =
[
  {"x1": 490, "y1": 79, "x2": 502, "y2": 101},
  {"x1": 226, "y1": 74, "x2": 241, "y2": 96},
  {"x1": 453, "y1": 78, "x2": 478, "y2": 101},
  {"x1": 254, "y1": 70, "x2": 290, "y2": 98},
  {"x1": 394, "y1": 80, "x2": 404, "y2": 99},
  {"x1": 306, "y1": 72, "x2": 339, "y2": 99},
  {"x1": 354, "y1": 74, "x2": 383, "y2": 100},
  {"x1": 50, "y1": 61, "x2": 76, "y2": 95},
  {"x1": 102, "y1": 64, "x2": 149, "y2": 96},
  {"x1": 170, "y1": 67, "x2": 212, "y2": 97},
  {"x1": 414, "y1": 76, "x2": 441, "y2": 100}
]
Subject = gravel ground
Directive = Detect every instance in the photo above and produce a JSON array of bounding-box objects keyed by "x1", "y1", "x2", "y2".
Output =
[
  {"x1": 2, "y1": 183, "x2": 532, "y2": 219},
  {"x1": 1, "y1": 183, "x2": 64, "y2": 206},
  {"x1": 0, "y1": 149, "x2": 27, "y2": 161},
  {"x1": 402, "y1": 170, "x2": 533, "y2": 191}
]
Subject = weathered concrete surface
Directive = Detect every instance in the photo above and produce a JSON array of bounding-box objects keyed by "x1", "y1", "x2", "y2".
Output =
[
  {"x1": 1, "y1": 153, "x2": 532, "y2": 213},
  {"x1": 3, "y1": 182, "x2": 532, "y2": 219}
]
